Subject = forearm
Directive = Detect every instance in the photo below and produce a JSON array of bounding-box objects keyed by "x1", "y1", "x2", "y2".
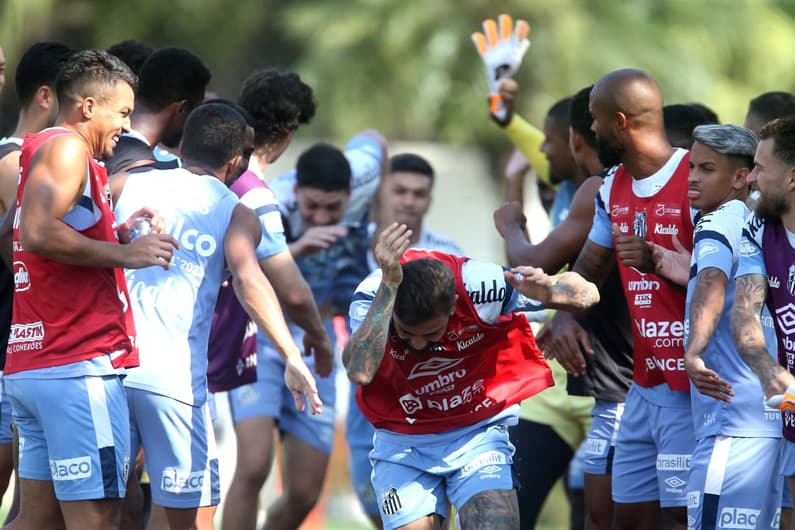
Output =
[
  {"x1": 278, "y1": 281, "x2": 327, "y2": 341},
  {"x1": 0, "y1": 203, "x2": 13, "y2": 269},
  {"x1": 233, "y1": 269, "x2": 301, "y2": 361},
  {"x1": 686, "y1": 269, "x2": 726, "y2": 359},
  {"x1": 732, "y1": 306, "x2": 786, "y2": 396},
  {"x1": 545, "y1": 271, "x2": 600, "y2": 311},
  {"x1": 342, "y1": 283, "x2": 396, "y2": 385},
  {"x1": 502, "y1": 115, "x2": 551, "y2": 185},
  {"x1": 20, "y1": 217, "x2": 125, "y2": 267}
]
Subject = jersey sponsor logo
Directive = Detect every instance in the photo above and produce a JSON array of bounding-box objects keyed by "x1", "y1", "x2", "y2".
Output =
[
  {"x1": 414, "y1": 369, "x2": 467, "y2": 396},
  {"x1": 398, "y1": 393, "x2": 422, "y2": 415},
  {"x1": 719, "y1": 507, "x2": 760, "y2": 529},
  {"x1": 426, "y1": 379, "x2": 485, "y2": 411},
  {"x1": 769, "y1": 276, "x2": 781, "y2": 289},
  {"x1": 382, "y1": 487, "x2": 402, "y2": 516},
  {"x1": 655, "y1": 203, "x2": 682, "y2": 217},
  {"x1": 161, "y1": 468, "x2": 206, "y2": 494},
  {"x1": 634, "y1": 319, "x2": 686, "y2": 348},
  {"x1": 654, "y1": 223, "x2": 679, "y2": 236},
  {"x1": 784, "y1": 411, "x2": 795, "y2": 429},
  {"x1": 747, "y1": 215, "x2": 765, "y2": 238},
  {"x1": 165, "y1": 217, "x2": 218, "y2": 257},
  {"x1": 467, "y1": 279, "x2": 506, "y2": 305},
  {"x1": 634, "y1": 293, "x2": 652, "y2": 307},
  {"x1": 739, "y1": 240, "x2": 760, "y2": 257},
  {"x1": 656, "y1": 453, "x2": 691, "y2": 471},
  {"x1": 9, "y1": 321, "x2": 44, "y2": 344},
  {"x1": 461, "y1": 450, "x2": 507, "y2": 476},
  {"x1": 697, "y1": 242, "x2": 719, "y2": 260},
  {"x1": 13, "y1": 261, "x2": 29, "y2": 291},
  {"x1": 478, "y1": 464, "x2": 502, "y2": 479},
  {"x1": 687, "y1": 491, "x2": 700, "y2": 509},
  {"x1": 50, "y1": 456, "x2": 92, "y2": 481},
  {"x1": 627, "y1": 278, "x2": 660, "y2": 291},
  {"x1": 584, "y1": 437, "x2": 607, "y2": 456},
  {"x1": 446, "y1": 324, "x2": 479, "y2": 341},
  {"x1": 407, "y1": 357, "x2": 466, "y2": 380},
  {"x1": 633, "y1": 211, "x2": 647, "y2": 238},
  {"x1": 612, "y1": 204, "x2": 630, "y2": 217},
  {"x1": 457, "y1": 333, "x2": 484, "y2": 351},
  {"x1": 775, "y1": 303, "x2": 795, "y2": 336},
  {"x1": 664, "y1": 475, "x2": 686, "y2": 493},
  {"x1": 390, "y1": 348, "x2": 406, "y2": 361},
  {"x1": 645, "y1": 355, "x2": 685, "y2": 372},
  {"x1": 788, "y1": 264, "x2": 795, "y2": 295},
  {"x1": 235, "y1": 351, "x2": 257, "y2": 376},
  {"x1": 352, "y1": 303, "x2": 369, "y2": 322}
]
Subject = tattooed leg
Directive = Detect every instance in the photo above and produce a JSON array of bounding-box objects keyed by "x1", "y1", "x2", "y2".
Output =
[{"x1": 458, "y1": 489, "x2": 519, "y2": 530}]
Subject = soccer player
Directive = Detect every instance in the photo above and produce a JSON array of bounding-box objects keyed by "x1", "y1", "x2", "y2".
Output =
[{"x1": 743, "y1": 92, "x2": 795, "y2": 136}]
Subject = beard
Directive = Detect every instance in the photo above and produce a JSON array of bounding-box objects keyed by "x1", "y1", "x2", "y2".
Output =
[
  {"x1": 596, "y1": 137, "x2": 625, "y2": 169},
  {"x1": 755, "y1": 189, "x2": 790, "y2": 220}
]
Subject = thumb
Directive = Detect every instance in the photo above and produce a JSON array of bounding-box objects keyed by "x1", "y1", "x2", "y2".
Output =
[{"x1": 612, "y1": 222, "x2": 624, "y2": 237}]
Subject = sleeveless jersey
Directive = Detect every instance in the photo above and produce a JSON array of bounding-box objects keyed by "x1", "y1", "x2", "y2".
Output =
[
  {"x1": 6, "y1": 128, "x2": 136, "y2": 374},
  {"x1": 115, "y1": 167, "x2": 239, "y2": 406},
  {"x1": 602, "y1": 152, "x2": 693, "y2": 390},
  {"x1": 356, "y1": 250, "x2": 553, "y2": 434},
  {"x1": 688, "y1": 201, "x2": 780, "y2": 439},
  {"x1": 206, "y1": 169, "x2": 287, "y2": 392},
  {"x1": 0, "y1": 139, "x2": 22, "y2": 370},
  {"x1": 739, "y1": 213, "x2": 795, "y2": 441}
]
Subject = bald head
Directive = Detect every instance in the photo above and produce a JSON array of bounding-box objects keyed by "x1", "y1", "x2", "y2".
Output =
[{"x1": 591, "y1": 69, "x2": 664, "y2": 123}]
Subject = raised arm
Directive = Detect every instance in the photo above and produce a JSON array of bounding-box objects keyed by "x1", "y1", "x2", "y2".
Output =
[
  {"x1": 506, "y1": 267, "x2": 599, "y2": 312},
  {"x1": 731, "y1": 273, "x2": 793, "y2": 397},
  {"x1": 224, "y1": 203, "x2": 321, "y2": 413},
  {"x1": 343, "y1": 223, "x2": 411, "y2": 385}
]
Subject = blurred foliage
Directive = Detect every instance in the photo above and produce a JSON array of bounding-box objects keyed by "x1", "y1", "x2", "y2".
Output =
[{"x1": 2, "y1": 0, "x2": 795, "y2": 165}]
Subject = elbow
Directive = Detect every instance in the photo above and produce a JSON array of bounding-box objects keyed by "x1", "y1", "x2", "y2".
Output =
[
  {"x1": 19, "y1": 226, "x2": 46, "y2": 255},
  {"x1": 347, "y1": 368, "x2": 373, "y2": 385}
]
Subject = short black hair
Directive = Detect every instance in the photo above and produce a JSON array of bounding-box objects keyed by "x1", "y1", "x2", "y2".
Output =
[
  {"x1": 569, "y1": 85, "x2": 596, "y2": 149},
  {"x1": 15, "y1": 42, "x2": 74, "y2": 106},
  {"x1": 181, "y1": 103, "x2": 246, "y2": 169},
  {"x1": 238, "y1": 69, "x2": 316, "y2": 148},
  {"x1": 295, "y1": 143, "x2": 351, "y2": 191},
  {"x1": 203, "y1": 98, "x2": 255, "y2": 128},
  {"x1": 136, "y1": 47, "x2": 210, "y2": 111},
  {"x1": 55, "y1": 49, "x2": 137, "y2": 108},
  {"x1": 394, "y1": 259, "x2": 456, "y2": 325},
  {"x1": 389, "y1": 153, "x2": 434, "y2": 183},
  {"x1": 546, "y1": 97, "x2": 572, "y2": 130},
  {"x1": 663, "y1": 103, "x2": 720, "y2": 149},
  {"x1": 748, "y1": 92, "x2": 795, "y2": 126},
  {"x1": 106, "y1": 40, "x2": 155, "y2": 76},
  {"x1": 759, "y1": 117, "x2": 795, "y2": 167}
]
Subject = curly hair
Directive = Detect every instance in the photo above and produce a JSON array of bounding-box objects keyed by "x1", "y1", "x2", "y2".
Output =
[{"x1": 238, "y1": 69, "x2": 316, "y2": 148}]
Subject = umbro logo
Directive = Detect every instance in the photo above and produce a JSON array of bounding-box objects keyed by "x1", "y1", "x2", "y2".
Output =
[{"x1": 407, "y1": 357, "x2": 465, "y2": 380}]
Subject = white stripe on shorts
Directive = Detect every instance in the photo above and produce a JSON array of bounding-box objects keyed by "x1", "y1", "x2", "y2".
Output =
[
  {"x1": 611, "y1": 402, "x2": 625, "y2": 446},
  {"x1": 86, "y1": 377, "x2": 114, "y2": 448},
  {"x1": 704, "y1": 435, "x2": 732, "y2": 496}
]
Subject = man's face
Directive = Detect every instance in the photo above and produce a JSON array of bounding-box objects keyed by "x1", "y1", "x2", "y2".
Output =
[
  {"x1": 589, "y1": 95, "x2": 624, "y2": 168},
  {"x1": 232, "y1": 125, "x2": 255, "y2": 183},
  {"x1": 295, "y1": 186, "x2": 350, "y2": 226},
  {"x1": 392, "y1": 312, "x2": 451, "y2": 353},
  {"x1": 749, "y1": 138, "x2": 791, "y2": 219},
  {"x1": 687, "y1": 141, "x2": 743, "y2": 214},
  {"x1": 386, "y1": 171, "x2": 432, "y2": 230},
  {"x1": 0, "y1": 47, "x2": 6, "y2": 95},
  {"x1": 93, "y1": 81, "x2": 134, "y2": 159},
  {"x1": 541, "y1": 116, "x2": 577, "y2": 184}
]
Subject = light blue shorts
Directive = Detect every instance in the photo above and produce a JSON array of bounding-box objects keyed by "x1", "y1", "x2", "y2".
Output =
[
  {"x1": 127, "y1": 388, "x2": 219, "y2": 508},
  {"x1": 7, "y1": 374, "x2": 130, "y2": 501},
  {"x1": 0, "y1": 372, "x2": 14, "y2": 445},
  {"x1": 370, "y1": 423, "x2": 517, "y2": 530},
  {"x1": 583, "y1": 399, "x2": 624, "y2": 476},
  {"x1": 611, "y1": 385, "x2": 695, "y2": 507},
  {"x1": 346, "y1": 384, "x2": 378, "y2": 515},
  {"x1": 228, "y1": 322, "x2": 337, "y2": 453},
  {"x1": 687, "y1": 435, "x2": 782, "y2": 530}
]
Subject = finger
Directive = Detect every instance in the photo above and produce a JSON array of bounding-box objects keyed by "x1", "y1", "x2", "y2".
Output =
[
  {"x1": 483, "y1": 19, "x2": 498, "y2": 48},
  {"x1": 515, "y1": 19, "x2": 530, "y2": 41},
  {"x1": 158, "y1": 233, "x2": 180, "y2": 250},
  {"x1": 290, "y1": 388, "x2": 306, "y2": 412},
  {"x1": 471, "y1": 32, "x2": 488, "y2": 56},
  {"x1": 672, "y1": 233, "x2": 687, "y2": 253},
  {"x1": 498, "y1": 14, "x2": 513, "y2": 41},
  {"x1": 577, "y1": 329, "x2": 595, "y2": 356}
]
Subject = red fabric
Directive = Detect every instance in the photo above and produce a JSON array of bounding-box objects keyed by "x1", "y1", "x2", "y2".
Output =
[
  {"x1": 609, "y1": 154, "x2": 692, "y2": 390},
  {"x1": 6, "y1": 129, "x2": 137, "y2": 373},
  {"x1": 357, "y1": 249, "x2": 553, "y2": 434}
]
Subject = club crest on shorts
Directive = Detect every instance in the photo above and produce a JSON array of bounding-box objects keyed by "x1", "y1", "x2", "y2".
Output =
[{"x1": 382, "y1": 486, "x2": 402, "y2": 515}]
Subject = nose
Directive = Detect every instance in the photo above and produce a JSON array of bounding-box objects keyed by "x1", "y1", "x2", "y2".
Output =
[
  {"x1": 312, "y1": 211, "x2": 332, "y2": 226},
  {"x1": 747, "y1": 168, "x2": 758, "y2": 184},
  {"x1": 408, "y1": 337, "x2": 428, "y2": 351}
]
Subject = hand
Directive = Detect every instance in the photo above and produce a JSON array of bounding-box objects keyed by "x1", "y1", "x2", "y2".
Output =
[
  {"x1": 684, "y1": 352, "x2": 733, "y2": 402},
  {"x1": 536, "y1": 311, "x2": 592, "y2": 377},
  {"x1": 613, "y1": 223, "x2": 654, "y2": 273},
  {"x1": 117, "y1": 207, "x2": 166, "y2": 244},
  {"x1": 284, "y1": 354, "x2": 323, "y2": 415},
  {"x1": 471, "y1": 15, "x2": 530, "y2": 124},
  {"x1": 122, "y1": 233, "x2": 180, "y2": 270},
  {"x1": 650, "y1": 234, "x2": 690, "y2": 287},
  {"x1": 304, "y1": 331, "x2": 334, "y2": 378},
  {"x1": 375, "y1": 223, "x2": 413, "y2": 288},
  {"x1": 489, "y1": 78, "x2": 519, "y2": 127},
  {"x1": 504, "y1": 148, "x2": 530, "y2": 180},
  {"x1": 292, "y1": 225, "x2": 349, "y2": 257},
  {"x1": 504, "y1": 266, "x2": 551, "y2": 303},
  {"x1": 493, "y1": 201, "x2": 528, "y2": 240}
]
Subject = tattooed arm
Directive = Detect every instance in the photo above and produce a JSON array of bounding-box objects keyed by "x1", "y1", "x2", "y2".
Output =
[
  {"x1": 571, "y1": 239, "x2": 615, "y2": 288},
  {"x1": 685, "y1": 267, "x2": 734, "y2": 401},
  {"x1": 343, "y1": 223, "x2": 412, "y2": 385},
  {"x1": 731, "y1": 273, "x2": 794, "y2": 397},
  {"x1": 505, "y1": 267, "x2": 600, "y2": 312}
]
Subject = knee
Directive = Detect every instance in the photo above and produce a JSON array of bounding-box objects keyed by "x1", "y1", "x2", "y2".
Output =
[
  {"x1": 234, "y1": 450, "x2": 273, "y2": 486},
  {"x1": 283, "y1": 482, "x2": 323, "y2": 514}
]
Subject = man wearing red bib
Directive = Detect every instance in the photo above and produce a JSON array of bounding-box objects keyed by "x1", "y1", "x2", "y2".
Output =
[
  {"x1": 343, "y1": 223, "x2": 599, "y2": 530},
  {"x1": 1, "y1": 50, "x2": 177, "y2": 530}
]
